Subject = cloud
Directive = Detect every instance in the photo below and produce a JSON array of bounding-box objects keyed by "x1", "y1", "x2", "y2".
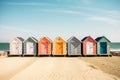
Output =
[
  {"x1": 41, "y1": 9, "x2": 91, "y2": 16},
  {"x1": 3, "y1": 2, "x2": 55, "y2": 6},
  {"x1": 77, "y1": 7, "x2": 120, "y2": 19},
  {"x1": 74, "y1": 6, "x2": 120, "y2": 24},
  {"x1": 88, "y1": 16, "x2": 120, "y2": 25},
  {"x1": 0, "y1": 25, "x2": 32, "y2": 33}
]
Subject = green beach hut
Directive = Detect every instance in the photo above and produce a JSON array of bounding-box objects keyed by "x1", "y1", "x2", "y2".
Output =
[{"x1": 95, "y1": 36, "x2": 111, "y2": 55}]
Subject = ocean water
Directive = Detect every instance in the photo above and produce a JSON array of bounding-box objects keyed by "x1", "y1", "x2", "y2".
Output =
[
  {"x1": 110, "y1": 42, "x2": 120, "y2": 51},
  {"x1": 0, "y1": 42, "x2": 120, "y2": 51},
  {"x1": 0, "y1": 43, "x2": 9, "y2": 51}
]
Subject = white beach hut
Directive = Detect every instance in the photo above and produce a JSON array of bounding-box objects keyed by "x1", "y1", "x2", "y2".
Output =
[{"x1": 10, "y1": 37, "x2": 24, "y2": 55}]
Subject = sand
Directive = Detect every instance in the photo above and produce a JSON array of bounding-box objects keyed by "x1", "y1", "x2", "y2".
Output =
[
  {"x1": 80, "y1": 56, "x2": 120, "y2": 78},
  {"x1": 0, "y1": 57, "x2": 36, "y2": 80},
  {"x1": 0, "y1": 57, "x2": 119, "y2": 80}
]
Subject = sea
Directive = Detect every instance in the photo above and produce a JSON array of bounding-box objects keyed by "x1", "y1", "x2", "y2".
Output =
[
  {"x1": 110, "y1": 42, "x2": 120, "y2": 51},
  {"x1": 0, "y1": 42, "x2": 120, "y2": 51}
]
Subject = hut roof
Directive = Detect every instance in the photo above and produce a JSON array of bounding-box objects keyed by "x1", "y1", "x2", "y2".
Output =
[
  {"x1": 31, "y1": 37, "x2": 38, "y2": 42},
  {"x1": 81, "y1": 36, "x2": 96, "y2": 42},
  {"x1": 95, "y1": 36, "x2": 111, "y2": 42},
  {"x1": 67, "y1": 36, "x2": 81, "y2": 42},
  {"x1": 54, "y1": 36, "x2": 66, "y2": 42},
  {"x1": 16, "y1": 37, "x2": 24, "y2": 41},
  {"x1": 25, "y1": 37, "x2": 38, "y2": 43},
  {"x1": 39, "y1": 37, "x2": 52, "y2": 42},
  {"x1": 81, "y1": 36, "x2": 88, "y2": 41}
]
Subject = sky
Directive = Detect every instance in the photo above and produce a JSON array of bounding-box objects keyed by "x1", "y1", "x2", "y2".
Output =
[{"x1": 0, "y1": 0, "x2": 120, "y2": 42}]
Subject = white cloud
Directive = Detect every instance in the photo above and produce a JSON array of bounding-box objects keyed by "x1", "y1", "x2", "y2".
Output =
[
  {"x1": 73, "y1": 7, "x2": 120, "y2": 25},
  {"x1": 4, "y1": 2, "x2": 55, "y2": 6},
  {"x1": 88, "y1": 16, "x2": 120, "y2": 25},
  {"x1": 77, "y1": 7, "x2": 120, "y2": 19},
  {"x1": 41, "y1": 9, "x2": 91, "y2": 16},
  {"x1": 0, "y1": 25, "x2": 41, "y2": 41},
  {"x1": 0, "y1": 25, "x2": 31, "y2": 33}
]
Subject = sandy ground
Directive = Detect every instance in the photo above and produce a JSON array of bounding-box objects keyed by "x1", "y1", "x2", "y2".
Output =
[
  {"x1": 0, "y1": 57, "x2": 119, "y2": 80},
  {"x1": 80, "y1": 56, "x2": 120, "y2": 78}
]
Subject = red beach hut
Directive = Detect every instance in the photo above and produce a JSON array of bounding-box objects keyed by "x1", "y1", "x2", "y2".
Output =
[
  {"x1": 81, "y1": 36, "x2": 97, "y2": 55},
  {"x1": 38, "y1": 37, "x2": 52, "y2": 56}
]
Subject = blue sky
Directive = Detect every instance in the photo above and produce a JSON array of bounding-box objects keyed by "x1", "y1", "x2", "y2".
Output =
[{"x1": 0, "y1": 0, "x2": 120, "y2": 42}]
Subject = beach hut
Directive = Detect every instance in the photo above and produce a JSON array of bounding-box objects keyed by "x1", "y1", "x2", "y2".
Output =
[
  {"x1": 67, "y1": 36, "x2": 81, "y2": 56},
  {"x1": 95, "y1": 36, "x2": 111, "y2": 55},
  {"x1": 52, "y1": 36, "x2": 67, "y2": 55},
  {"x1": 24, "y1": 37, "x2": 38, "y2": 55},
  {"x1": 38, "y1": 37, "x2": 52, "y2": 56},
  {"x1": 10, "y1": 37, "x2": 24, "y2": 55},
  {"x1": 81, "y1": 36, "x2": 97, "y2": 55}
]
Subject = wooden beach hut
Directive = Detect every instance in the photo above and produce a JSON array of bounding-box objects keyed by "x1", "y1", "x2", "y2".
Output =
[
  {"x1": 24, "y1": 37, "x2": 38, "y2": 56},
  {"x1": 38, "y1": 37, "x2": 52, "y2": 56},
  {"x1": 52, "y1": 36, "x2": 67, "y2": 55},
  {"x1": 95, "y1": 36, "x2": 111, "y2": 55},
  {"x1": 67, "y1": 36, "x2": 81, "y2": 56},
  {"x1": 81, "y1": 36, "x2": 97, "y2": 55},
  {"x1": 10, "y1": 37, "x2": 24, "y2": 55}
]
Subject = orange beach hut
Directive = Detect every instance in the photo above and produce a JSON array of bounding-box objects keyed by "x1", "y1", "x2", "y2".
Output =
[
  {"x1": 38, "y1": 37, "x2": 52, "y2": 55},
  {"x1": 52, "y1": 36, "x2": 67, "y2": 55}
]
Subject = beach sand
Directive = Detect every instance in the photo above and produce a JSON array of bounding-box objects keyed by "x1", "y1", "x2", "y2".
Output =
[
  {"x1": 0, "y1": 57, "x2": 119, "y2": 80},
  {"x1": 80, "y1": 56, "x2": 120, "y2": 78},
  {"x1": 0, "y1": 57, "x2": 36, "y2": 80}
]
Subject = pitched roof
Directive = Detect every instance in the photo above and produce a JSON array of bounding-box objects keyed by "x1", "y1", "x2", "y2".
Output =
[
  {"x1": 39, "y1": 37, "x2": 52, "y2": 42},
  {"x1": 81, "y1": 36, "x2": 96, "y2": 42},
  {"x1": 17, "y1": 37, "x2": 24, "y2": 41},
  {"x1": 31, "y1": 37, "x2": 38, "y2": 42},
  {"x1": 95, "y1": 36, "x2": 111, "y2": 42},
  {"x1": 67, "y1": 36, "x2": 75, "y2": 41},
  {"x1": 25, "y1": 37, "x2": 38, "y2": 43},
  {"x1": 55, "y1": 36, "x2": 66, "y2": 42},
  {"x1": 67, "y1": 36, "x2": 81, "y2": 42},
  {"x1": 81, "y1": 36, "x2": 88, "y2": 41}
]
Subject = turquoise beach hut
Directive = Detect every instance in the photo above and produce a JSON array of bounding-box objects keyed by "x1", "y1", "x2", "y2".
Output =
[{"x1": 95, "y1": 36, "x2": 111, "y2": 55}]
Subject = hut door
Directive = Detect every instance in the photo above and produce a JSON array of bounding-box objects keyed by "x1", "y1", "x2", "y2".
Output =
[
  {"x1": 100, "y1": 42, "x2": 107, "y2": 54},
  {"x1": 86, "y1": 42, "x2": 93, "y2": 54},
  {"x1": 41, "y1": 42, "x2": 48, "y2": 54},
  {"x1": 27, "y1": 42, "x2": 34, "y2": 54},
  {"x1": 12, "y1": 43, "x2": 19, "y2": 54},
  {"x1": 56, "y1": 42, "x2": 63, "y2": 54},
  {"x1": 71, "y1": 44, "x2": 75, "y2": 55},
  {"x1": 71, "y1": 41, "x2": 77, "y2": 55}
]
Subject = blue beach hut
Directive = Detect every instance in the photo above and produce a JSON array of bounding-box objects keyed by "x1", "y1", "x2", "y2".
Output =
[{"x1": 95, "y1": 36, "x2": 111, "y2": 55}]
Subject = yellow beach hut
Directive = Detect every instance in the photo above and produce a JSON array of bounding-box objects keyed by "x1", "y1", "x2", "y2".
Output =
[{"x1": 52, "y1": 36, "x2": 67, "y2": 55}]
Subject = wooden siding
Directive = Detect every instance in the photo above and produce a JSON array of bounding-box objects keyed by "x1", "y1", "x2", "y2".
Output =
[
  {"x1": 96, "y1": 36, "x2": 110, "y2": 55},
  {"x1": 10, "y1": 37, "x2": 24, "y2": 55},
  {"x1": 52, "y1": 36, "x2": 67, "y2": 55},
  {"x1": 82, "y1": 36, "x2": 97, "y2": 55},
  {"x1": 24, "y1": 37, "x2": 38, "y2": 55},
  {"x1": 67, "y1": 36, "x2": 81, "y2": 55},
  {"x1": 38, "y1": 37, "x2": 52, "y2": 55}
]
